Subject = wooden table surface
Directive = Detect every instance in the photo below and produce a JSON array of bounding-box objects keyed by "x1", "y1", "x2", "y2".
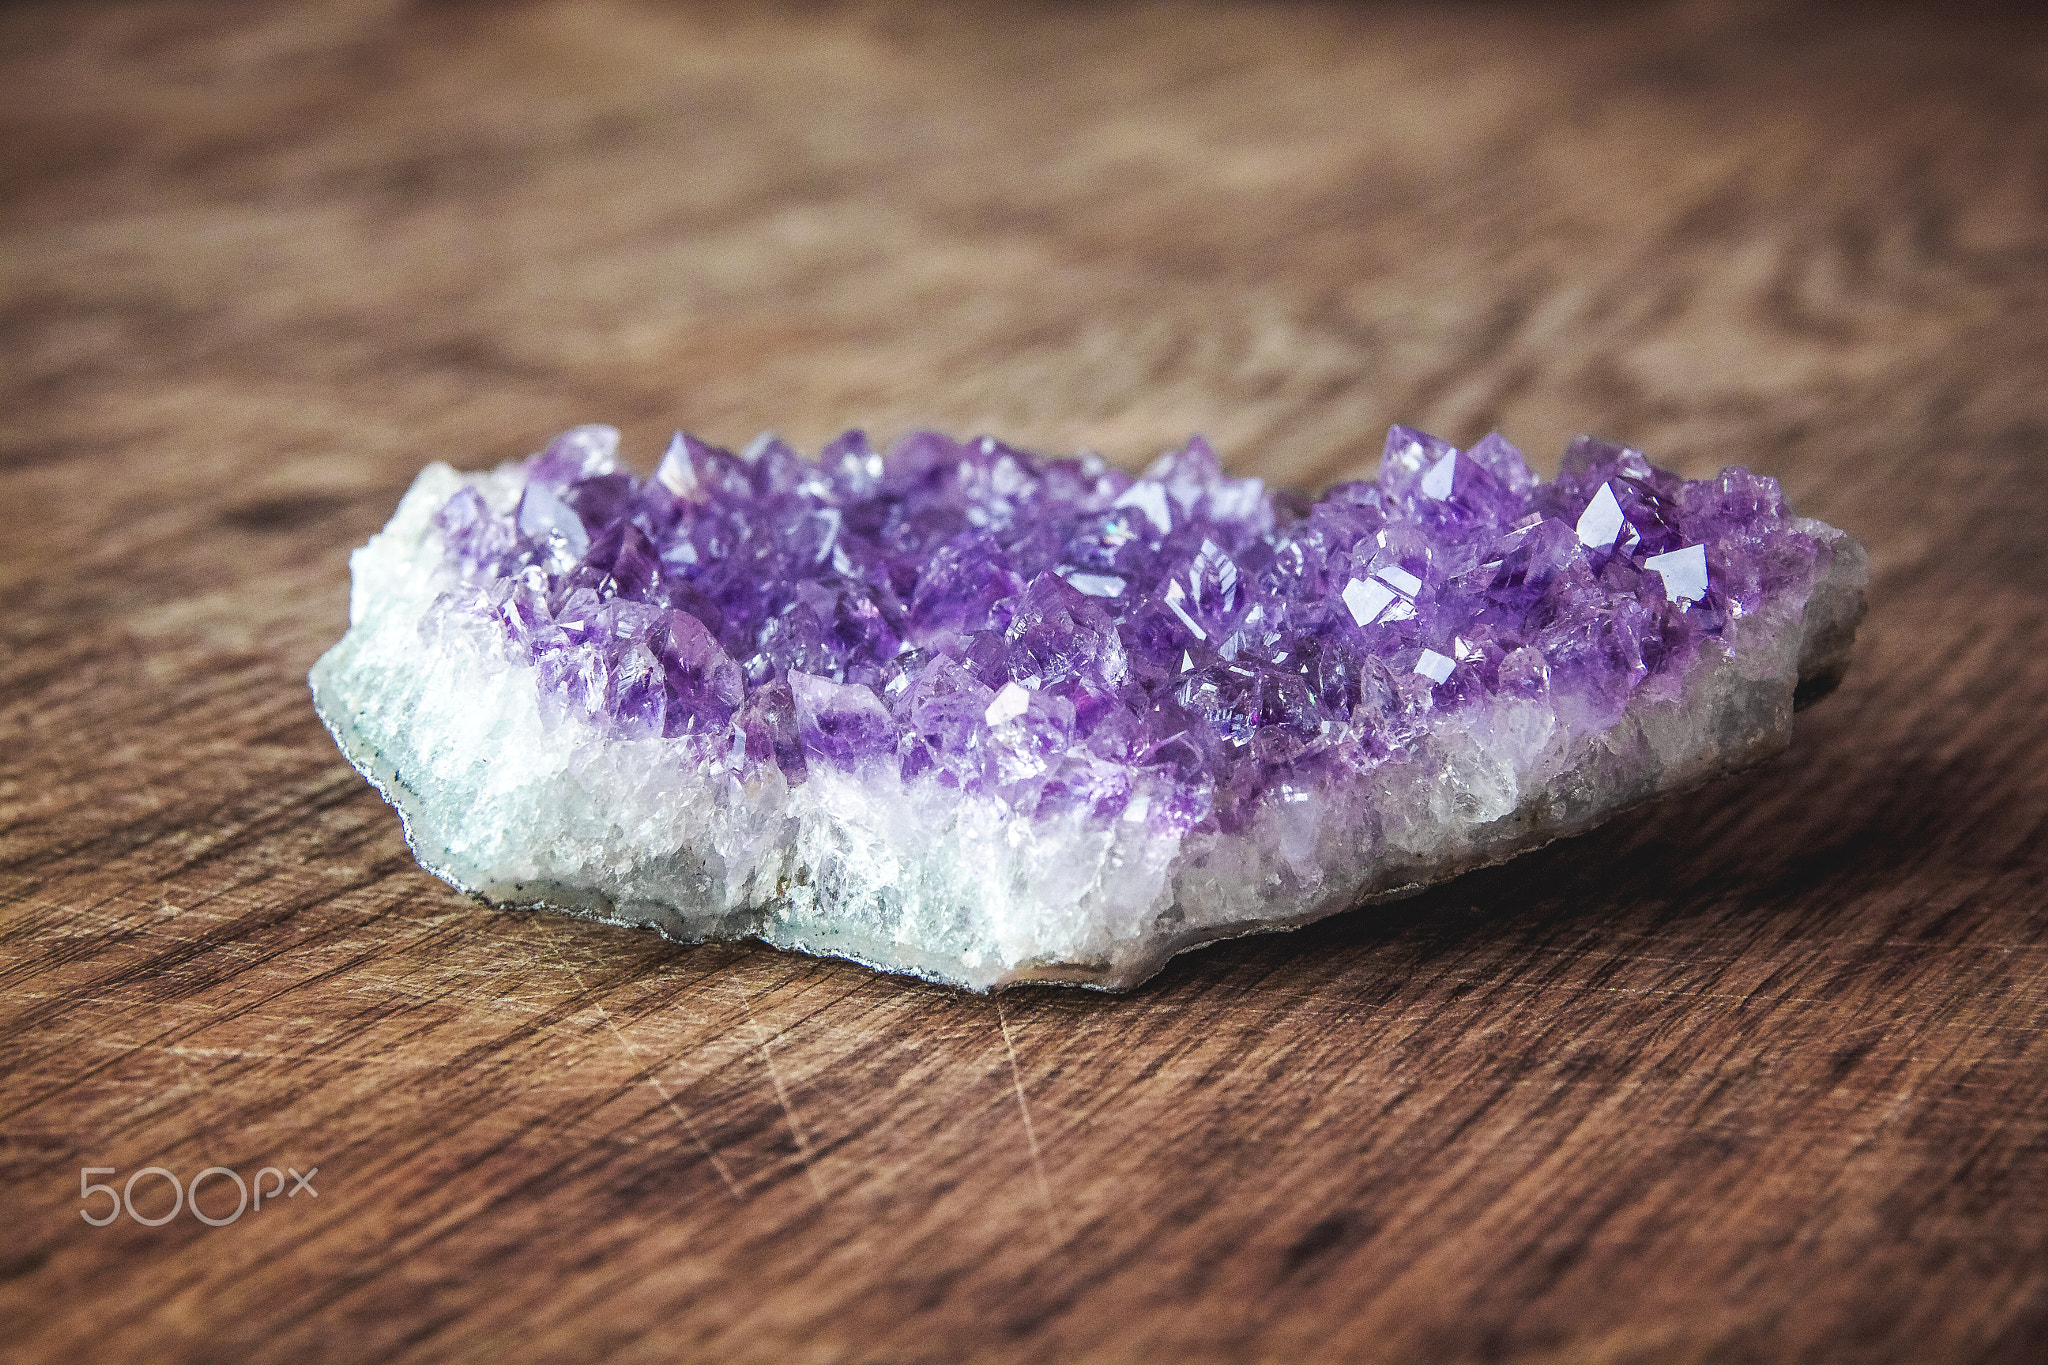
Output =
[{"x1": 5, "y1": 2, "x2": 2046, "y2": 1361}]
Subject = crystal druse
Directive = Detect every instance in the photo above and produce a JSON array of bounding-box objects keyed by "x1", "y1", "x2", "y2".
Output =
[{"x1": 311, "y1": 424, "x2": 1865, "y2": 991}]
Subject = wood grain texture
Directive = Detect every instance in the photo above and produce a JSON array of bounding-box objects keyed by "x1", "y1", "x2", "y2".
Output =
[{"x1": 4, "y1": 2, "x2": 2047, "y2": 1360}]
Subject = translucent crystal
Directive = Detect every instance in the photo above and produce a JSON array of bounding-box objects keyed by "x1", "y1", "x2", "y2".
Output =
[{"x1": 310, "y1": 425, "x2": 1866, "y2": 991}]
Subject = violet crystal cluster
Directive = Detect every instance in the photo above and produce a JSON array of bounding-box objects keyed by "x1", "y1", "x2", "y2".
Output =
[{"x1": 311, "y1": 424, "x2": 1864, "y2": 990}]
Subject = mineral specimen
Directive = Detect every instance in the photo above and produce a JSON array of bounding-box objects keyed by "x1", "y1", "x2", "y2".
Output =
[{"x1": 311, "y1": 424, "x2": 1865, "y2": 991}]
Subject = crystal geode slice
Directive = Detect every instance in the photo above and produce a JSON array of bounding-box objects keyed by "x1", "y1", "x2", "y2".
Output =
[{"x1": 311, "y1": 424, "x2": 1865, "y2": 991}]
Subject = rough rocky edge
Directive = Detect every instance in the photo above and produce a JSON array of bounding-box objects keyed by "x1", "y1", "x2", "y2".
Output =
[{"x1": 310, "y1": 424, "x2": 1866, "y2": 991}]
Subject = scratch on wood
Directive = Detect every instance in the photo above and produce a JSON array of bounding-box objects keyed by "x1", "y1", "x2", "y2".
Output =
[
  {"x1": 998, "y1": 998, "x2": 1061, "y2": 1239},
  {"x1": 537, "y1": 922, "x2": 742, "y2": 1201},
  {"x1": 739, "y1": 986, "x2": 827, "y2": 1205}
]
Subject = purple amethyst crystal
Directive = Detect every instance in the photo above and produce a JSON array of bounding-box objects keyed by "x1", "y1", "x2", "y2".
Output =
[{"x1": 312, "y1": 423, "x2": 1865, "y2": 990}]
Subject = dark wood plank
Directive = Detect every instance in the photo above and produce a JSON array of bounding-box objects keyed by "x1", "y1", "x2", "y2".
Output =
[{"x1": 4, "y1": 2, "x2": 2046, "y2": 1360}]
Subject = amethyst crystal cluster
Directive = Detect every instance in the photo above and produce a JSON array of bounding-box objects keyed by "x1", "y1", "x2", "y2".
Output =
[{"x1": 311, "y1": 424, "x2": 1864, "y2": 990}]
